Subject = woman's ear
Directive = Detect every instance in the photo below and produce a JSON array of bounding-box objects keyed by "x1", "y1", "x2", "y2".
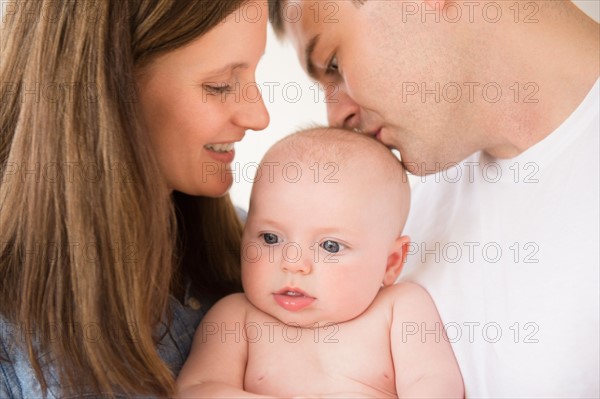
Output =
[{"x1": 383, "y1": 235, "x2": 411, "y2": 286}]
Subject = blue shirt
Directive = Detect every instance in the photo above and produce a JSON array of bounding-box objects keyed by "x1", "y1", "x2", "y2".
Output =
[
  {"x1": 0, "y1": 294, "x2": 208, "y2": 398},
  {"x1": 1, "y1": 208, "x2": 246, "y2": 397}
]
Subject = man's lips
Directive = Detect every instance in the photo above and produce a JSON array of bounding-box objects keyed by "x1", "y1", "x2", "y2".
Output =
[
  {"x1": 374, "y1": 128, "x2": 382, "y2": 140},
  {"x1": 370, "y1": 128, "x2": 395, "y2": 149},
  {"x1": 273, "y1": 287, "x2": 315, "y2": 311},
  {"x1": 353, "y1": 126, "x2": 397, "y2": 152},
  {"x1": 354, "y1": 126, "x2": 382, "y2": 140}
]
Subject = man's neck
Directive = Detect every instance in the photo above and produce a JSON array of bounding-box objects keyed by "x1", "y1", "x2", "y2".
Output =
[{"x1": 468, "y1": 1, "x2": 599, "y2": 159}]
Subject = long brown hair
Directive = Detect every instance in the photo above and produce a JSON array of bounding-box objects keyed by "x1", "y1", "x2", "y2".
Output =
[{"x1": 0, "y1": 0, "x2": 245, "y2": 397}]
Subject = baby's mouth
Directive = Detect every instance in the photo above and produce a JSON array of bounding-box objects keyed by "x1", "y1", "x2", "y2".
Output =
[
  {"x1": 273, "y1": 288, "x2": 316, "y2": 311},
  {"x1": 281, "y1": 291, "x2": 304, "y2": 297},
  {"x1": 274, "y1": 287, "x2": 314, "y2": 298}
]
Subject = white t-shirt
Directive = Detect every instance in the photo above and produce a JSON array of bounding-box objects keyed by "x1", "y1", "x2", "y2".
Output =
[{"x1": 401, "y1": 79, "x2": 599, "y2": 397}]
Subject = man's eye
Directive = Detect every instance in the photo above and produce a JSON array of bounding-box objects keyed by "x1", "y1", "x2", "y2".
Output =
[
  {"x1": 320, "y1": 240, "x2": 343, "y2": 253},
  {"x1": 325, "y1": 55, "x2": 339, "y2": 75},
  {"x1": 262, "y1": 233, "x2": 279, "y2": 245}
]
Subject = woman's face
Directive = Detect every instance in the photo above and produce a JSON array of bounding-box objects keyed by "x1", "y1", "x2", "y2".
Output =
[{"x1": 137, "y1": 3, "x2": 270, "y2": 196}]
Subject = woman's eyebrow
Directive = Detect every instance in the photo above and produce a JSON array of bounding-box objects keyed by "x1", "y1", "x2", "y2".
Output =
[
  {"x1": 204, "y1": 52, "x2": 266, "y2": 76},
  {"x1": 205, "y1": 62, "x2": 249, "y2": 76}
]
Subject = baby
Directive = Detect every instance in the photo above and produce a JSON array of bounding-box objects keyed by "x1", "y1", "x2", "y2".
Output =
[{"x1": 177, "y1": 128, "x2": 464, "y2": 398}]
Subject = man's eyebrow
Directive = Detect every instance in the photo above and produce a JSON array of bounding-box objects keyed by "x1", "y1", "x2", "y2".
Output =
[{"x1": 305, "y1": 34, "x2": 320, "y2": 80}]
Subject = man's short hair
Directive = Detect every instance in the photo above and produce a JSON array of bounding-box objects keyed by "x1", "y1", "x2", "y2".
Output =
[
  {"x1": 267, "y1": 0, "x2": 287, "y2": 38},
  {"x1": 268, "y1": 0, "x2": 365, "y2": 39}
]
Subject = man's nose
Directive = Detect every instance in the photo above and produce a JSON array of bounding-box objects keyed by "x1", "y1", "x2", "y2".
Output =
[{"x1": 326, "y1": 87, "x2": 360, "y2": 129}]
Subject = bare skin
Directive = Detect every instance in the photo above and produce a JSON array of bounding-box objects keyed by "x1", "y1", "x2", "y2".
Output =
[
  {"x1": 178, "y1": 284, "x2": 462, "y2": 398},
  {"x1": 282, "y1": 0, "x2": 599, "y2": 174},
  {"x1": 177, "y1": 130, "x2": 464, "y2": 398}
]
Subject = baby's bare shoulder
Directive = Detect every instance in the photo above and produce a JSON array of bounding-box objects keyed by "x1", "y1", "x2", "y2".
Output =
[
  {"x1": 378, "y1": 282, "x2": 432, "y2": 303},
  {"x1": 203, "y1": 292, "x2": 253, "y2": 321},
  {"x1": 213, "y1": 292, "x2": 252, "y2": 308},
  {"x1": 362, "y1": 283, "x2": 434, "y2": 324},
  {"x1": 377, "y1": 283, "x2": 439, "y2": 320},
  {"x1": 210, "y1": 293, "x2": 277, "y2": 324}
]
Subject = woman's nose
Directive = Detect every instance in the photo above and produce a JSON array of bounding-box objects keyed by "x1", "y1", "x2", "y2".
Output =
[{"x1": 233, "y1": 83, "x2": 270, "y2": 131}]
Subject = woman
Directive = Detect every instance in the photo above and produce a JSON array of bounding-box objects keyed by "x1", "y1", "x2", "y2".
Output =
[{"x1": 0, "y1": 0, "x2": 269, "y2": 397}]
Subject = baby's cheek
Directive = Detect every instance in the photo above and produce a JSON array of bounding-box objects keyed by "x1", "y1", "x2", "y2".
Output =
[
  {"x1": 242, "y1": 263, "x2": 269, "y2": 297},
  {"x1": 331, "y1": 284, "x2": 372, "y2": 319},
  {"x1": 240, "y1": 262, "x2": 259, "y2": 296},
  {"x1": 242, "y1": 278, "x2": 262, "y2": 310}
]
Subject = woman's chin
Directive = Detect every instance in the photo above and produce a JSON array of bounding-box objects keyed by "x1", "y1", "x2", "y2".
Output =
[{"x1": 179, "y1": 180, "x2": 233, "y2": 198}]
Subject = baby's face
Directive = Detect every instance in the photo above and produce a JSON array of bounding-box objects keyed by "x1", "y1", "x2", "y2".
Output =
[{"x1": 242, "y1": 160, "x2": 406, "y2": 327}]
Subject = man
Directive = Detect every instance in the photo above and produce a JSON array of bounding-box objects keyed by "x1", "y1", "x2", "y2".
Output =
[{"x1": 269, "y1": 0, "x2": 599, "y2": 396}]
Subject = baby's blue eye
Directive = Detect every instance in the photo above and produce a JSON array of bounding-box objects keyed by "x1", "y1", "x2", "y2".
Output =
[
  {"x1": 262, "y1": 233, "x2": 279, "y2": 245},
  {"x1": 321, "y1": 240, "x2": 341, "y2": 253}
]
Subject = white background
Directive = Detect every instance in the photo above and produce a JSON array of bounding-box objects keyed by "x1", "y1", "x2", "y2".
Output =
[{"x1": 230, "y1": 0, "x2": 600, "y2": 210}]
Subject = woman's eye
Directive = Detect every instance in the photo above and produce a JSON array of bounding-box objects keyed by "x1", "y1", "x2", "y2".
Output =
[
  {"x1": 320, "y1": 240, "x2": 343, "y2": 253},
  {"x1": 203, "y1": 84, "x2": 233, "y2": 95},
  {"x1": 325, "y1": 55, "x2": 339, "y2": 76},
  {"x1": 262, "y1": 233, "x2": 279, "y2": 245}
]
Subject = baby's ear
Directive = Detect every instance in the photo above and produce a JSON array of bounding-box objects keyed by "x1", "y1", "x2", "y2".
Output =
[{"x1": 383, "y1": 236, "x2": 411, "y2": 286}]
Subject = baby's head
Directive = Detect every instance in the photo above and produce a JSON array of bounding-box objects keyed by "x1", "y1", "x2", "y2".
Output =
[{"x1": 242, "y1": 127, "x2": 411, "y2": 327}]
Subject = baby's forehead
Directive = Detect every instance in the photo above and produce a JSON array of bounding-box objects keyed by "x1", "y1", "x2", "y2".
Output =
[
  {"x1": 248, "y1": 128, "x2": 411, "y2": 234},
  {"x1": 255, "y1": 128, "x2": 410, "y2": 206},
  {"x1": 261, "y1": 127, "x2": 406, "y2": 185}
]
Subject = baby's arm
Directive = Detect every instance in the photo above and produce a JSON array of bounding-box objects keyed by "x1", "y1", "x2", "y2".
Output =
[
  {"x1": 176, "y1": 293, "x2": 275, "y2": 398},
  {"x1": 390, "y1": 283, "x2": 464, "y2": 398}
]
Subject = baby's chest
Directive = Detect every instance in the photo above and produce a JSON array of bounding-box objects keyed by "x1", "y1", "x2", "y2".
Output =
[{"x1": 243, "y1": 318, "x2": 396, "y2": 397}]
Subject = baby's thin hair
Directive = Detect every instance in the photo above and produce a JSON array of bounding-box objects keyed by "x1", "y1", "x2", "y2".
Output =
[
  {"x1": 260, "y1": 126, "x2": 411, "y2": 236},
  {"x1": 267, "y1": 126, "x2": 406, "y2": 184}
]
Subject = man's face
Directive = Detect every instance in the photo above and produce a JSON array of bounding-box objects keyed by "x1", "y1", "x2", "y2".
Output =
[{"x1": 283, "y1": 0, "x2": 484, "y2": 175}]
